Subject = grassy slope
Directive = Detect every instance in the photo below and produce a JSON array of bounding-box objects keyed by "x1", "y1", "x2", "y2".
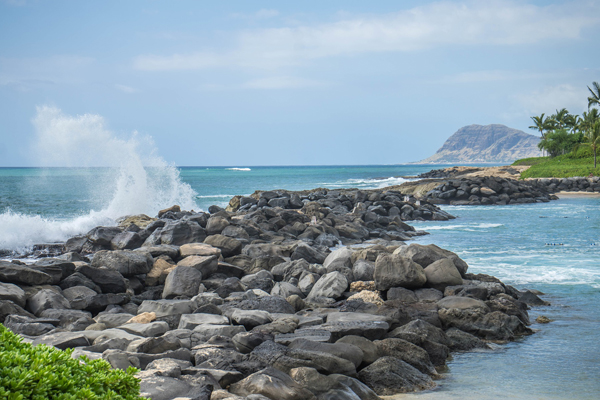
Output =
[{"x1": 513, "y1": 148, "x2": 600, "y2": 178}]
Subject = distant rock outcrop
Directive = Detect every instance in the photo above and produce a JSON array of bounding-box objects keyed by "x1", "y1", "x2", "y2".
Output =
[{"x1": 418, "y1": 124, "x2": 541, "y2": 163}]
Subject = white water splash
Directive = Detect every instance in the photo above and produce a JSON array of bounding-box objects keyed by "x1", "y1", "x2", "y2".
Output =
[{"x1": 0, "y1": 106, "x2": 198, "y2": 252}]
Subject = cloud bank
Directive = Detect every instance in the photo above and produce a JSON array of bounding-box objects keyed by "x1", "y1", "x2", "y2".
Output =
[{"x1": 133, "y1": 1, "x2": 600, "y2": 71}]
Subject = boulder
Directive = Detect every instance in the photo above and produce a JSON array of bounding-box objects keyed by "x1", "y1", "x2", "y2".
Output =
[
  {"x1": 291, "y1": 243, "x2": 327, "y2": 265},
  {"x1": 323, "y1": 247, "x2": 353, "y2": 271},
  {"x1": 0, "y1": 261, "x2": 53, "y2": 286},
  {"x1": 77, "y1": 264, "x2": 127, "y2": 294},
  {"x1": 374, "y1": 253, "x2": 426, "y2": 291},
  {"x1": 374, "y1": 338, "x2": 436, "y2": 375},
  {"x1": 394, "y1": 244, "x2": 468, "y2": 276},
  {"x1": 307, "y1": 272, "x2": 348, "y2": 301},
  {"x1": 177, "y1": 255, "x2": 219, "y2": 278},
  {"x1": 27, "y1": 289, "x2": 71, "y2": 316},
  {"x1": 423, "y1": 258, "x2": 463, "y2": 292},
  {"x1": 179, "y1": 243, "x2": 221, "y2": 258},
  {"x1": 357, "y1": 356, "x2": 435, "y2": 395},
  {"x1": 62, "y1": 286, "x2": 98, "y2": 310},
  {"x1": 91, "y1": 250, "x2": 152, "y2": 276},
  {"x1": 162, "y1": 266, "x2": 203, "y2": 299},
  {"x1": 288, "y1": 338, "x2": 364, "y2": 368},
  {"x1": 0, "y1": 282, "x2": 26, "y2": 308},
  {"x1": 204, "y1": 235, "x2": 243, "y2": 258},
  {"x1": 206, "y1": 216, "x2": 230, "y2": 235},
  {"x1": 178, "y1": 313, "x2": 229, "y2": 330},
  {"x1": 335, "y1": 336, "x2": 380, "y2": 366},
  {"x1": 159, "y1": 220, "x2": 206, "y2": 245},
  {"x1": 352, "y1": 260, "x2": 374, "y2": 282},
  {"x1": 138, "y1": 299, "x2": 196, "y2": 317},
  {"x1": 229, "y1": 367, "x2": 316, "y2": 400}
]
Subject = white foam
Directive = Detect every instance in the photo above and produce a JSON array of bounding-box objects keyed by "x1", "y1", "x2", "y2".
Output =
[
  {"x1": 420, "y1": 223, "x2": 503, "y2": 231},
  {"x1": 226, "y1": 167, "x2": 251, "y2": 171},
  {"x1": 323, "y1": 176, "x2": 407, "y2": 189},
  {"x1": 196, "y1": 194, "x2": 238, "y2": 199},
  {"x1": 0, "y1": 106, "x2": 199, "y2": 253}
]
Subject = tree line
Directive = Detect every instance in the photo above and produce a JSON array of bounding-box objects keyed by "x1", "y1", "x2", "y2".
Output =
[{"x1": 529, "y1": 82, "x2": 600, "y2": 167}]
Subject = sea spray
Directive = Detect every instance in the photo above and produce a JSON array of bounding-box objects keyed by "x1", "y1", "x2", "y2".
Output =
[{"x1": 0, "y1": 106, "x2": 198, "y2": 253}]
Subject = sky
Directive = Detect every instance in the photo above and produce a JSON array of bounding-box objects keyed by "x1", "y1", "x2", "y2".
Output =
[{"x1": 0, "y1": 0, "x2": 599, "y2": 167}]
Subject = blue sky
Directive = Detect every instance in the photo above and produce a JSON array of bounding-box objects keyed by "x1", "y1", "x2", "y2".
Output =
[{"x1": 1, "y1": 0, "x2": 599, "y2": 166}]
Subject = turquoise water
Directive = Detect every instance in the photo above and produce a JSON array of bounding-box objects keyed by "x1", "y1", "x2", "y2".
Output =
[
  {"x1": 0, "y1": 165, "x2": 598, "y2": 399},
  {"x1": 405, "y1": 198, "x2": 600, "y2": 399}
]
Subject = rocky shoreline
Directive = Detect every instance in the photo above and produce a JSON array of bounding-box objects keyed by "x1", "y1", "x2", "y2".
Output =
[{"x1": 0, "y1": 187, "x2": 549, "y2": 399}]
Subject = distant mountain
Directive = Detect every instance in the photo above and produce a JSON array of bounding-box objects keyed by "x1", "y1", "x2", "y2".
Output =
[{"x1": 418, "y1": 124, "x2": 542, "y2": 164}]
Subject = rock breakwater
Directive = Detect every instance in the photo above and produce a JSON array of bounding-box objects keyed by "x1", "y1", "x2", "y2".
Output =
[{"x1": 0, "y1": 188, "x2": 548, "y2": 399}]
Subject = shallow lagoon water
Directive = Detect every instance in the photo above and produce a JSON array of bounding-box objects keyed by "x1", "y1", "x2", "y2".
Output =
[{"x1": 403, "y1": 198, "x2": 600, "y2": 400}]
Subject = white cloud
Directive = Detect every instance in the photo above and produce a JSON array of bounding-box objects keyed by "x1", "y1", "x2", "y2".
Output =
[
  {"x1": 115, "y1": 84, "x2": 138, "y2": 93},
  {"x1": 242, "y1": 76, "x2": 325, "y2": 90},
  {"x1": 516, "y1": 84, "x2": 590, "y2": 115},
  {"x1": 133, "y1": 1, "x2": 600, "y2": 71}
]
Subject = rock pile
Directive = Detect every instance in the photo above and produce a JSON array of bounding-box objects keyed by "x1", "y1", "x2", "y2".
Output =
[
  {"x1": 530, "y1": 176, "x2": 600, "y2": 193},
  {"x1": 0, "y1": 200, "x2": 547, "y2": 399},
  {"x1": 226, "y1": 188, "x2": 455, "y2": 223},
  {"x1": 423, "y1": 177, "x2": 558, "y2": 205}
]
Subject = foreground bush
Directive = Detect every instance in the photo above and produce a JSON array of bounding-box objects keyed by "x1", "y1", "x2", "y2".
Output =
[{"x1": 0, "y1": 324, "x2": 143, "y2": 400}]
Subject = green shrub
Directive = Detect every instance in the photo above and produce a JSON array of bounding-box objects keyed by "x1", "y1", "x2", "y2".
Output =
[{"x1": 0, "y1": 324, "x2": 143, "y2": 400}]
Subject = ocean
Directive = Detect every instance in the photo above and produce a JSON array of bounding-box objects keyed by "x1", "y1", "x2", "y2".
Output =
[{"x1": 1, "y1": 164, "x2": 599, "y2": 399}]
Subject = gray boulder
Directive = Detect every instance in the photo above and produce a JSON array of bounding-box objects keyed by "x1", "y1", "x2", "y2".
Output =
[
  {"x1": 423, "y1": 258, "x2": 463, "y2": 292},
  {"x1": 323, "y1": 247, "x2": 353, "y2": 271},
  {"x1": 352, "y1": 259, "x2": 374, "y2": 282},
  {"x1": 394, "y1": 243, "x2": 468, "y2": 276},
  {"x1": 204, "y1": 234, "x2": 243, "y2": 258},
  {"x1": 0, "y1": 282, "x2": 26, "y2": 308},
  {"x1": 159, "y1": 220, "x2": 206, "y2": 246},
  {"x1": 291, "y1": 243, "x2": 327, "y2": 265},
  {"x1": 91, "y1": 250, "x2": 152, "y2": 276},
  {"x1": 357, "y1": 356, "x2": 434, "y2": 395},
  {"x1": 374, "y1": 253, "x2": 426, "y2": 291},
  {"x1": 27, "y1": 289, "x2": 71, "y2": 316},
  {"x1": 77, "y1": 264, "x2": 127, "y2": 294},
  {"x1": 229, "y1": 367, "x2": 316, "y2": 400},
  {"x1": 0, "y1": 261, "x2": 53, "y2": 285},
  {"x1": 162, "y1": 266, "x2": 203, "y2": 299},
  {"x1": 177, "y1": 255, "x2": 218, "y2": 278},
  {"x1": 374, "y1": 338, "x2": 436, "y2": 375},
  {"x1": 307, "y1": 272, "x2": 348, "y2": 301}
]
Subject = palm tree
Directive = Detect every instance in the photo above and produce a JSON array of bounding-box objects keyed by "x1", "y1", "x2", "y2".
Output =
[
  {"x1": 579, "y1": 121, "x2": 600, "y2": 168},
  {"x1": 565, "y1": 113, "x2": 580, "y2": 134},
  {"x1": 552, "y1": 108, "x2": 570, "y2": 129},
  {"x1": 588, "y1": 81, "x2": 600, "y2": 110},
  {"x1": 529, "y1": 113, "x2": 554, "y2": 156},
  {"x1": 581, "y1": 109, "x2": 600, "y2": 132}
]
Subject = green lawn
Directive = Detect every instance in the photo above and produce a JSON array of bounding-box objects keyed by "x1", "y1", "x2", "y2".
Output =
[{"x1": 513, "y1": 148, "x2": 600, "y2": 178}]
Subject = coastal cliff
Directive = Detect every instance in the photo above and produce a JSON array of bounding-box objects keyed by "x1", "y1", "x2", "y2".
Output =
[{"x1": 419, "y1": 124, "x2": 542, "y2": 163}]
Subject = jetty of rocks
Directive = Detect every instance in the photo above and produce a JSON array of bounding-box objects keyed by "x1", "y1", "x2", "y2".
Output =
[{"x1": 0, "y1": 189, "x2": 548, "y2": 399}]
